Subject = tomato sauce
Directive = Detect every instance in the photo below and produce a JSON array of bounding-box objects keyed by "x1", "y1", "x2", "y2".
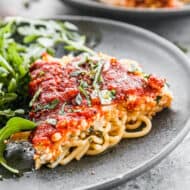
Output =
[{"x1": 29, "y1": 54, "x2": 165, "y2": 146}]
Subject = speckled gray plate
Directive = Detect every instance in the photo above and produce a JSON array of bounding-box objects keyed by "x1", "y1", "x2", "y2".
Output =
[
  {"x1": 1, "y1": 16, "x2": 190, "y2": 190},
  {"x1": 63, "y1": 0, "x2": 190, "y2": 19}
]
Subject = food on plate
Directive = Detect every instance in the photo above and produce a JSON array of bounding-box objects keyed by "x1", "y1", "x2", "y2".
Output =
[
  {"x1": 100, "y1": 0, "x2": 186, "y2": 8},
  {"x1": 28, "y1": 53, "x2": 172, "y2": 169},
  {"x1": 0, "y1": 17, "x2": 173, "y2": 174}
]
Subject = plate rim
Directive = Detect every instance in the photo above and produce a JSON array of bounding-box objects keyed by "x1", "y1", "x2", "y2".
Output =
[{"x1": 62, "y1": 0, "x2": 190, "y2": 15}]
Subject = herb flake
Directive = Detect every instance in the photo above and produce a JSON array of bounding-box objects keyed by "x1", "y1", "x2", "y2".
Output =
[{"x1": 75, "y1": 93, "x2": 82, "y2": 105}]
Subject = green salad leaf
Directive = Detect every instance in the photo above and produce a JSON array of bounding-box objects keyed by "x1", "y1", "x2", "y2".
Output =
[{"x1": 0, "y1": 117, "x2": 36, "y2": 173}]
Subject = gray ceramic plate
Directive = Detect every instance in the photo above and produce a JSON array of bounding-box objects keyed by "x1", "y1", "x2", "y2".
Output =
[
  {"x1": 63, "y1": 0, "x2": 190, "y2": 19},
  {"x1": 1, "y1": 16, "x2": 190, "y2": 190}
]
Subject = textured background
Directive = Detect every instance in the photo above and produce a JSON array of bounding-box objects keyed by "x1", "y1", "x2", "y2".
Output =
[{"x1": 0, "y1": 1, "x2": 190, "y2": 189}]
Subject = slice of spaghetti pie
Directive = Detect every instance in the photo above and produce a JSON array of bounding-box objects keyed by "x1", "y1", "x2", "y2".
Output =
[
  {"x1": 100, "y1": 0, "x2": 183, "y2": 8},
  {"x1": 29, "y1": 53, "x2": 172, "y2": 169}
]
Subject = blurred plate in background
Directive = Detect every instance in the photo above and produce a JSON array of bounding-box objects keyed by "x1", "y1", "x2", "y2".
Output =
[{"x1": 63, "y1": 0, "x2": 190, "y2": 19}]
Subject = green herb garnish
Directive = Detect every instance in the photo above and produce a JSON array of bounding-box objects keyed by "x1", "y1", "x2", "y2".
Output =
[
  {"x1": 46, "y1": 118, "x2": 57, "y2": 126},
  {"x1": 99, "y1": 90, "x2": 116, "y2": 104},
  {"x1": 34, "y1": 99, "x2": 59, "y2": 112},
  {"x1": 75, "y1": 93, "x2": 83, "y2": 105},
  {"x1": 59, "y1": 103, "x2": 66, "y2": 115},
  {"x1": 93, "y1": 61, "x2": 103, "y2": 88},
  {"x1": 78, "y1": 86, "x2": 91, "y2": 106},
  {"x1": 143, "y1": 73, "x2": 150, "y2": 79},
  {"x1": 70, "y1": 70, "x2": 84, "y2": 77},
  {"x1": 0, "y1": 109, "x2": 24, "y2": 118},
  {"x1": 80, "y1": 80, "x2": 88, "y2": 88},
  {"x1": 29, "y1": 88, "x2": 42, "y2": 107},
  {"x1": 156, "y1": 96, "x2": 162, "y2": 104}
]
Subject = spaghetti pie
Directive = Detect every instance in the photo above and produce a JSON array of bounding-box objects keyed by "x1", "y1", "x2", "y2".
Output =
[
  {"x1": 28, "y1": 53, "x2": 172, "y2": 169},
  {"x1": 100, "y1": 0, "x2": 185, "y2": 8}
]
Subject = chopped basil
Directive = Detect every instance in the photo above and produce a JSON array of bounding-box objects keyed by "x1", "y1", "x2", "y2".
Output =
[
  {"x1": 80, "y1": 80, "x2": 88, "y2": 88},
  {"x1": 88, "y1": 126, "x2": 103, "y2": 137},
  {"x1": 77, "y1": 53, "x2": 89, "y2": 65},
  {"x1": 156, "y1": 96, "x2": 162, "y2": 104},
  {"x1": 44, "y1": 99, "x2": 59, "y2": 109},
  {"x1": 39, "y1": 71, "x2": 45, "y2": 76},
  {"x1": 88, "y1": 125, "x2": 95, "y2": 134},
  {"x1": 143, "y1": 73, "x2": 150, "y2": 79},
  {"x1": 88, "y1": 137, "x2": 93, "y2": 143},
  {"x1": 99, "y1": 75, "x2": 104, "y2": 83},
  {"x1": 110, "y1": 89, "x2": 116, "y2": 98},
  {"x1": 34, "y1": 99, "x2": 59, "y2": 112},
  {"x1": 93, "y1": 61, "x2": 103, "y2": 88},
  {"x1": 70, "y1": 70, "x2": 84, "y2": 77},
  {"x1": 67, "y1": 108, "x2": 74, "y2": 113},
  {"x1": 75, "y1": 93, "x2": 82, "y2": 105},
  {"x1": 46, "y1": 118, "x2": 57, "y2": 125},
  {"x1": 95, "y1": 130, "x2": 103, "y2": 137},
  {"x1": 29, "y1": 88, "x2": 42, "y2": 107},
  {"x1": 78, "y1": 86, "x2": 91, "y2": 106},
  {"x1": 59, "y1": 102, "x2": 66, "y2": 115},
  {"x1": 91, "y1": 89, "x2": 99, "y2": 99},
  {"x1": 99, "y1": 90, "x2": 116, "y2": 105},
  {"x1": 44, "y1": 99, "x2": 59, "y2": 110}
]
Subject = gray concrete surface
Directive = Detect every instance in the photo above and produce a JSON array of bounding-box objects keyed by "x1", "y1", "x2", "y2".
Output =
[{"x1": 0, "y1": 0, "x2": 190, "y2": 189}]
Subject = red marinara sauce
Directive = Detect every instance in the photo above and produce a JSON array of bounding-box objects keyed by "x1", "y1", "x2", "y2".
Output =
[{"x1": 29, "y1": 53, "x2": 165, "y2": 146}]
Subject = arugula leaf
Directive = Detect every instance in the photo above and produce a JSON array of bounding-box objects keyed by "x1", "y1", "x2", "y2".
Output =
[
  {"x1": 63, "y1": 22, "x2": 78, "y2": 31},
  {"x1": 0, "y1": 54, "x2": 15, "y2": 75},
  {"x1": 0, "y1": 93, "x2": 17, "y2": 106},
  {"x1": 23, "y1": 34, "x2": 39, "y2": 44},
  {"x1": 0, "y1": 109, "x2": 24, "y2": 118},
  {"x1": 99, "y1": 90, "x2": 116, "y2": 105},
  {"x1": 8, "y1": 78, "x2": 17, "y2": 92},
  {"x1": 37, "y1": 37, "x2": 55, "y2": 48},
  {"x1": 0, "y1": 117, "x2": 36, "y2": 173},
  {"x1": 0, "y1": 67, "x2": 9, "y2": 77}
]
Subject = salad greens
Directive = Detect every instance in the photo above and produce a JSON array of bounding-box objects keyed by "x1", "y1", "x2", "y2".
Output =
[
  {"x1": 0, "y1": 117, "x2": 36, "y2": 173},
  {"x1": 0, "y1": 17, "x2": 95, "y2": 174}
]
